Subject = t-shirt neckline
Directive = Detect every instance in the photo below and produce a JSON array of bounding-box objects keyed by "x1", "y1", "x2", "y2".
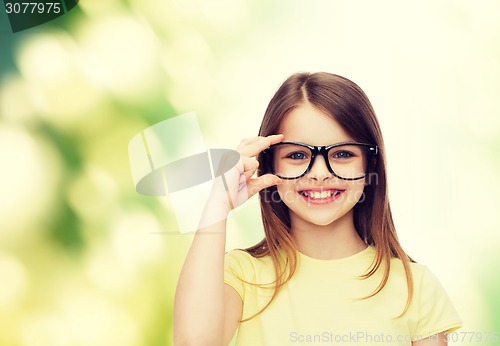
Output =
[{"x1": 297, "y1": 244, "x2": 375, "y2": 265}]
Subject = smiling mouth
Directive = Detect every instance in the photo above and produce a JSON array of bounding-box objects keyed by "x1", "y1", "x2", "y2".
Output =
[{"x1": 299, "y1": 190, "x2": 344, "y2": 200}]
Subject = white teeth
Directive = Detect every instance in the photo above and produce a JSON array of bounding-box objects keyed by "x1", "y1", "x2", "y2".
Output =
[{"x1": 302, "y1": 190, "x2": 339, "y2": 199}]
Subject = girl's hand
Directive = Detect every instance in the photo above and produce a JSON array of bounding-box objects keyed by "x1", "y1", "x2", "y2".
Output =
[
  {"x1": 231, "y1": 134, "x2": 284, "y2": 206},
  {"x1": 199, "y1": 135, "x2": 284, "y2": 228}
]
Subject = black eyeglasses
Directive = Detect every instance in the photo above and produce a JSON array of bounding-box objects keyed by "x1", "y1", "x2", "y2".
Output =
[{"x1": 264, "y1": 142, "x2": 378, "y2": 180}]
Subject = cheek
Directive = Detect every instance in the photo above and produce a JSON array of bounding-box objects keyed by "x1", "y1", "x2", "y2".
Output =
[
  {"x1": 276, "y1": 183, "x2": 299, "y2": 206},
  {"x1": 347, "y1": 180, "x2": 367, "y2": 204}
]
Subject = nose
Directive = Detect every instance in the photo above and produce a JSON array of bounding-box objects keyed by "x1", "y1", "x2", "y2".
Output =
[{"x1": 306, "y1": 155, "x2": 333, "y2": 181}]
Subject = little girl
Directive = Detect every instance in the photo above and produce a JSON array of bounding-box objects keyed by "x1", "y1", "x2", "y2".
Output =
[{"x1": 173, "y1": 72, "x2": 462, "y2": 346}]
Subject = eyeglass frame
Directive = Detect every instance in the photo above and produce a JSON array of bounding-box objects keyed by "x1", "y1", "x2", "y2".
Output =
[{"x1": 263, "y1": 141, "x2": 379, "y2": 181}]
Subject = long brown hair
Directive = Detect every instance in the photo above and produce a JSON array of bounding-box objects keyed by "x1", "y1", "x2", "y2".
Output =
[{"x1": 243, "y1": 72, "x2": 414, "y2": 321}]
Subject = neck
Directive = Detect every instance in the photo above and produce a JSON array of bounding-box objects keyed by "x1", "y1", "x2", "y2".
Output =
[{"x1": 289, "y1": 210, "x2": 367, "y2": 260}]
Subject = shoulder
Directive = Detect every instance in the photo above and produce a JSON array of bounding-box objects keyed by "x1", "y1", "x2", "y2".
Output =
[
  {"x1": 225, "y1": 249, "x2": 254, "y2": 262},
  {"x1": 224, "y1": 250, "x2": 273, "y2": 275},
  {"x1": 409, "y1": 262, "x2": 432, "y2": 282},
  {"x1": 224, "y1": 249, "x2": 275, "y2": 299},
  {"x1": 225, "y1": 249, "x2": 270, "y2": 264},
  {"x1": 408, "y1": 262, "x2": 453, "y2": 300},
  {"x1": 388, "y1": 255, "x2": 436, "y2": 282},
  {"x1": 405, "y1": 262, "x2": 447, "y2": 292},
  {"x1": 386, "y1": 257, "x2": 450, "y2": 300},
  {"x1": 386, "y1": 255, "x2": 455, "y2": 301}
]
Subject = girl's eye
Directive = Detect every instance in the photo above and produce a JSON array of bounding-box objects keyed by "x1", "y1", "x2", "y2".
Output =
[
  {"x1": 287, "y1": 152, "x2": 308, "y2": 160},
  {"x1": 333, "y1": 151, "x2": 353, "y2": 159}
]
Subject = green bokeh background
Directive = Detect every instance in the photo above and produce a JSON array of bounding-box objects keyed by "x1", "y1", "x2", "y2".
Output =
[{"x1": 1, "y1": 1, "x2": 499, "y2": 345}]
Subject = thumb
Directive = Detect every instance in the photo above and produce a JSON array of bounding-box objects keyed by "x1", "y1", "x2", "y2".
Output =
[{"x1": 247, "y1": 174, "x2": 282, "y2": 197}]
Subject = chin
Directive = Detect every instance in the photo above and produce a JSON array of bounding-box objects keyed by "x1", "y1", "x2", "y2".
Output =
[
  {"x1": 295, "y1": 211, "x2": 349, "y2": 227},
  {"x1": 311, "y1": 219, "x2": 338, "y2": 227}
]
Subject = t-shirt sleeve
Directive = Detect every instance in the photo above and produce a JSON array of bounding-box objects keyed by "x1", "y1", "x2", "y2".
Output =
[
  {"x1": 413, "y1": 266, "x2": 462, "y2": 340},
  {"x1": 224, "y1": 250, "x2": 249, "y2": 300}
]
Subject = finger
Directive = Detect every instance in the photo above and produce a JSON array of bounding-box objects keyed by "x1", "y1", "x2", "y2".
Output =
[
  {"x1": 246, "y1": 174, "x2": 283, "y2": 198},
  {"x1": 241, "y1": 134, "x2": 284, "y2": 146},
  {"x1": 243, "y1": 168, "x2": 258, "y2": 182},
  {"x1": 241, "y1": 156, "x2": 259, "y2": 180},
  {"x1": 216, "y1": 159, "x2": 244, "y2": 193},
  {"x1": 238, "y1": 134, "x2": 284, "y2": 157},
  {"x1": 241, "y1": 155, "x2": 259, "y2": 170}
]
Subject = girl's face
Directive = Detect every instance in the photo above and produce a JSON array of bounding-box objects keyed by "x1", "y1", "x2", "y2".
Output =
[{"x1": 274, "y1": 102, "x2": 367, "y2": 228}]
